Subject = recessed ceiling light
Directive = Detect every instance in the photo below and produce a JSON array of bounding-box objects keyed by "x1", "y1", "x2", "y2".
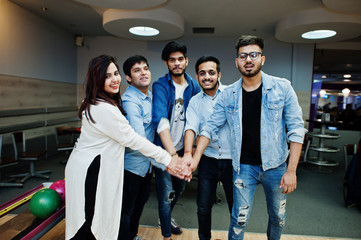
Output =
[
  {"x1": 343, "y1": 79, "x2": 351, "y2": 82},
  {"x1": 343, "y1": 74, "x2": 351, "y2": 78},
  {"x1": 301, "y1": 30, "x2": 336, "y2": 39},
  {"x1": 321, "y1": 75, "x2": 327, "y2": 79},
  {"x1": 129, "y1": 26, "x2": 159, "y2": 36}
]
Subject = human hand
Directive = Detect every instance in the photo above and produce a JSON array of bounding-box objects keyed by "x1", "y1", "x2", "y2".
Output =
[
  {"x1": 166, "y1": 154, "x2": 193, "y2": 180},
  {"x1": 280, "y1": 171, "x2": 297, "y2": 194}
]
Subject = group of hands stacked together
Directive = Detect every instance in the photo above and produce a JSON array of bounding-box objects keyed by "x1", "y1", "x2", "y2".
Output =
[{"x1": 166, "y1": 153, "x2": 196, "y2": 182}]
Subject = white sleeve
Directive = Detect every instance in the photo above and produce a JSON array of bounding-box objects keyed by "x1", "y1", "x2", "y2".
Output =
[{"x1": 91, "y1": 103, "x2": 171, "y2": 166}]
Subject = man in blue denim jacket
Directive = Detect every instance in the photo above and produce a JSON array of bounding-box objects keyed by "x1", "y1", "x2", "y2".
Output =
[
  {"x1": 187, "y1": 35, "x2": 306, "y2": 240},
  {"x1": 152, "y1": 41, "x2": 200, "y2": 240},
  {"x1": 183, "y1": 56, "x2": 233, "y2": 240},
  {"x1": 120, "y1": 55, "x2": 170, "y2": 240}
]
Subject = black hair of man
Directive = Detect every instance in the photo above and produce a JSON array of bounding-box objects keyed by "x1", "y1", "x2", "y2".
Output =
[
  {"x1": 161, "y1": 41, "x2": 187, "y2": 61},
  {"x1": 235, "y1": 35, "x2": 264, "y2": 56},
  {"x1": 195, "y1": 55, "x2": 221, "y2": 74},
  {"x1": 123, "y1": 55, "x2": 149, "y2": 84}
]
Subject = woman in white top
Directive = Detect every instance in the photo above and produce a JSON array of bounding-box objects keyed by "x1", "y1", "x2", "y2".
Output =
[{"x1": 65, "y1": 55, "x2": 180, "y2": 240}]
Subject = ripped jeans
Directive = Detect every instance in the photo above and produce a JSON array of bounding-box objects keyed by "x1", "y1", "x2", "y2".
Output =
[
  {"x1": 154, "y1": 150, "x2": 186, "y2": 238},
  {"x1": 229, "y1": 163, "x2": 287, "y2": 240}
]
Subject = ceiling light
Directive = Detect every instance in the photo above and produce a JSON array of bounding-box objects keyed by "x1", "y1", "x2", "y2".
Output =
[
  {"x1": 343, "y1": 74, "x2": 351, "y2": 78},
  {"x1": 302, "y1": 30, "x2": 336, "y2": 39},
  {"x1": 342, "y1": 88, "x2": 350, "y2": 98},
  {"x1": 129, "y1": 26, "x2": 159, "y2": 36},
  {"x1": 321, "y1": 75, "x2": 327, "y2": 79},
  {"x1": 343, "y1": 79, "x2": 351, "y2": 82}
]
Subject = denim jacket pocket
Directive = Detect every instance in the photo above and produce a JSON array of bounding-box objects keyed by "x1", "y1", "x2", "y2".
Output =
[
  {"x1": 266, "y1": 99, "x2": 284, "y2": 121},
  {"x1": 225, "y1": 106, "x2": 238, "y2": 127}
]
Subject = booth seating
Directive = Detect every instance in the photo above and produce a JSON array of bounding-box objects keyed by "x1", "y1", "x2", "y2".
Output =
[
  {"x1": 0, "y1": 135, "x2": 23, "y2": 187},
  {"x1": 10, "y1": 131, "x2": 50, "y2": 183}
]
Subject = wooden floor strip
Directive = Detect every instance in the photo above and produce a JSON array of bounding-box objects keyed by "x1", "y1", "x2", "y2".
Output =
[
  {"x1": 0, "y1": 215, "x2": 359, "y2": 240},
  {"x1": 137, "y1": 225, "x2": 359, "y2": 240}
]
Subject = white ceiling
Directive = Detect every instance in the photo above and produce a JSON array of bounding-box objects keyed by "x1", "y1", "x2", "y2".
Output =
[{"x1": 9, "y1": 0, "x2": 361, "y2": 43}]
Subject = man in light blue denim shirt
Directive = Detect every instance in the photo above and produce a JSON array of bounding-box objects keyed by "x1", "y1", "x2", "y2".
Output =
[
  {"x1": 119, "y1": 55, "x2": 168, "y2": 240},
  {"x1": 187, "y1": 36, "x2": 306, "y2": 240},
  {"x1": 183, "y1": 56, "x2": 233, "y2": 240}
]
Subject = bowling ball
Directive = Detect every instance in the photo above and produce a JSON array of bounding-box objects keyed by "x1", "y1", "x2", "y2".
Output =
[
  {"x1": 29, "y1": 189, "x2": 61, "y2": 219},
  {"x1": 49, "y1": 180, "x2": 65, "y2": 204}
]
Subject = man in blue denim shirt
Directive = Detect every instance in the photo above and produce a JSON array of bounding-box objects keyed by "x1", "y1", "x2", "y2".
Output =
[
  {"x1": 183, "y1": 56, "x2": 233, "y2": 240},
  {"x1": 152, "y1": 41, "x2": 200, "y2": 240},
  {"x1": 119, "y1": 55, "x2": 169, "y2": 240},
  {"x1": 187, "y1": 35, "x2": 306, "y2": 240}
]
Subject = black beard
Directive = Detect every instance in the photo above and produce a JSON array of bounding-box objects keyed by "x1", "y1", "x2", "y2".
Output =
[
  {"x1": 241, "y1": 66, "x2": 261, "y2": 78},
  {"x1": 170, "y1": 68, "x2": 186, "y2": 77},
  {"x1": 203, "y1": 80, "x2": 219, "y2": 91},
  {"x1": 171, "y1": 72, "x2": 184, "y2": 77}
]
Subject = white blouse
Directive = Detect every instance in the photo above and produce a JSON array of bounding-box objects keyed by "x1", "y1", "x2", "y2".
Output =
[{"x1": 65, "y1": 101, "x2": 170, "y2": 240}]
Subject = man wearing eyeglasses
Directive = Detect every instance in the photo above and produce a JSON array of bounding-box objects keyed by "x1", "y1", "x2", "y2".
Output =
[{"x1": 185, "y1": 35, "x2": 306, "y2": 240}]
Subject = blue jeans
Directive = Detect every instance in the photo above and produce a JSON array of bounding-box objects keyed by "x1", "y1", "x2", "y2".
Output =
[
  {"x1": 229, "y1": 163, "x2": 287, "y2": 240},
  {"x1": 154, "y1": 149, "x2": 186, "y2": 238},
  {"x1": 197, "y1": 155, "x2": 233, "y2": 240}
]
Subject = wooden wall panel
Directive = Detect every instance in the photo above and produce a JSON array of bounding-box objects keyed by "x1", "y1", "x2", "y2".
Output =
[
  {"x1": 0, "y1": 75, "x2": 79, "y2": 142},
  {"x1": 0, "y1": 75, "x2": 77, "y2": 110}
]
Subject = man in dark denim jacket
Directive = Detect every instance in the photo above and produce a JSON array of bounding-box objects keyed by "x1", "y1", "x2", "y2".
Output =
[{"x1": 152, "y1": 41, "x2": 200, "y2": 240}]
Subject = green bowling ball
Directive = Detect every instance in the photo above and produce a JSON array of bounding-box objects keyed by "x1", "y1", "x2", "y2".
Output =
[{"x1": 29, "y1": 188, "x2": 62, "y2": 219}]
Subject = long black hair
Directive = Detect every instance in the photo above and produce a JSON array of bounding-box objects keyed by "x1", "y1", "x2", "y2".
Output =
[{"x1": 78, "y1": 54, "x2": 126, "y2": 123}]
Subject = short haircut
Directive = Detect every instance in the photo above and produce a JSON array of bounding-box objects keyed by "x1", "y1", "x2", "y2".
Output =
[
  {"x1": 123, "y1": 55, "x2": 149, "y2": 77},
  {"x1": 195, "y1": 56, "x2": 220, "y2": 73},
  {"x1": 123, "y1": 55, "x2": 149, "y2": 84},
  {"x1": 161, "y1": 41, "x2": 187, "y2": 61},
  {"x1": 235, "y1": 35, "x2": 264, "y2": 55}
]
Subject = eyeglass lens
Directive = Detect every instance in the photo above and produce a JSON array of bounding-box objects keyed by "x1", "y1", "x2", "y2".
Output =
[{"x1": 238, "y1": 52, "x2": 261, "y2": 61}]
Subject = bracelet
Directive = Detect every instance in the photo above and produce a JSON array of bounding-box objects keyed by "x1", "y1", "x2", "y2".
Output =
[
  {"x1": 184, "y1": 150, "x2": 192, "y2": 155},
  {"x1": 171, "y1": 152, "x2": 177, "y2": 157}
]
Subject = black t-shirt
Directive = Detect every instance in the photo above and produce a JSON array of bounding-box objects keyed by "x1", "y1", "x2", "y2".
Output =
[{"x1": 240, "y1": 84, "x2": 262, "y2": 165}]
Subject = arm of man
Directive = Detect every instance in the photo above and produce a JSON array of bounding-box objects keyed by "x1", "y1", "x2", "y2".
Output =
[
  {"x1": 188, "y1": 135, "x2": 210, "y2": 171},
  {"x1": 183, "y1": 129, "x2": 195, "y2": 167},
  {"x1": 279, "y1": 81, "x2": 306, "y2": 194},
  {"x1": 159, "y1": 128, "x2": 177, "y2": 156},
  {"x1": 280, "y1": 141, "x2": 302, "y2": 194},
  {"x1": 183, "y1": 97, "x2": 201, "y2": 170}
]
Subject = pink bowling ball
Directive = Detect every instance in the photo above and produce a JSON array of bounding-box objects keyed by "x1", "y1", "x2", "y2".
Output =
[{"x1": 49, "y1": 179, "x2": 65, "y2": 204}]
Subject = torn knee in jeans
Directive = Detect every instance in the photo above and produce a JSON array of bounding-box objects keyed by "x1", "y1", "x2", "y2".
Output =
[
  {"x1": 277, "y1": 199, "x2": 287, "y2": 226},
  {"x1": 279, "y1": 199, "x2": 286, "y2": 215},
  {"x1": 234, "y1": 179, "x2": 245, "y2": 189},
  {"x1": 237, "y1": 206, "x2": 249, "y2": 227},
  {"x1": 167, "y1": 191, "x2": 175, "y2": 202}
]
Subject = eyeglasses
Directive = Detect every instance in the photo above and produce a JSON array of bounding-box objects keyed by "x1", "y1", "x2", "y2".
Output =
[{"x1": 237, "y1": 52, "x2": 262, "y2": 61}]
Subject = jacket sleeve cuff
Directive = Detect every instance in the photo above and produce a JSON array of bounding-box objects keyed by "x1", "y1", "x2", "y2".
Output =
[{"x1": 287, "y1": 128, "x2": 308, "y2": 143}]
